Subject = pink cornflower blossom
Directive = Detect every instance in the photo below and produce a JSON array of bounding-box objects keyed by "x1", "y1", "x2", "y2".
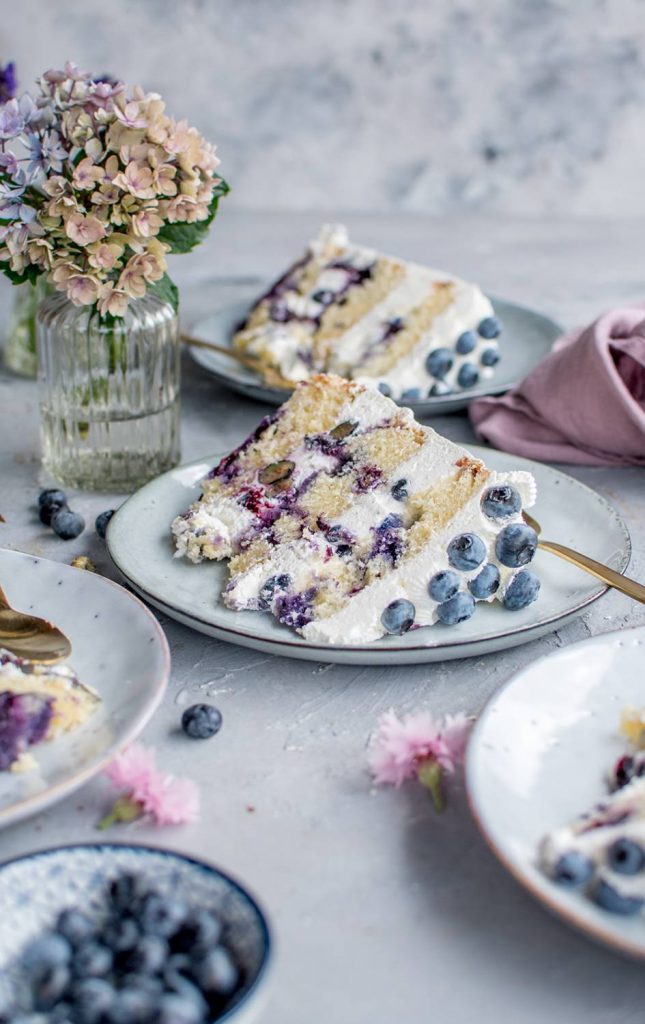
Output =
[
  {"x1": 100, "y1": 742, "x2": 200, "y2": 829},
  {"x1": 368, "y1": 709, "x2": 472, "y2": 811}
]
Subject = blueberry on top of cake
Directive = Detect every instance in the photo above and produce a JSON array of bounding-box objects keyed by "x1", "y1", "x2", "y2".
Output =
[
  {"x1": 172, "y1": 374, "x2": 539, "y2": 644},
  {"x1": 232, "y1": 224, "x2": 501, "y2": 400},
  {"x1": 0, "y1": 648, "x2": 100, "y2": 771}
]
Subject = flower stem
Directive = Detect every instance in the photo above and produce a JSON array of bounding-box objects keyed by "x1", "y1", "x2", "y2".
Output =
[
  {"x1": 418, "y1": 759, "x2": 444, "y2": 812},
  {"x1": 97, "y1": 794, "x2": 142, "y2": 830}
]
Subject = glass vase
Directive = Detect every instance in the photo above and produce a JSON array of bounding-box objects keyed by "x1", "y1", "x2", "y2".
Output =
[
  {"x1": 36, "y1": 292, "x2": 181, "y2": 491},
  {"x1": 4, "y1": 277, "x2": 52, "y2": 377}
]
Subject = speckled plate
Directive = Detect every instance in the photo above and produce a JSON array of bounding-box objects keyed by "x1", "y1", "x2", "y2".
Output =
[
  {"x1": 0, "y1": 549, "x2": 169, "y2": 828},
  {"x1": 0, "y1": 843, "x2": 271, "y2": 1022},
  {"x1": 106, "y1": 446, "x2": 630, "y2": 666},
  {"x1": 188, "y1": 296, "x2": 562, "y2": 415},
  {"x1": 467, "y1": 626, "x2": 645, "y2": 959}
]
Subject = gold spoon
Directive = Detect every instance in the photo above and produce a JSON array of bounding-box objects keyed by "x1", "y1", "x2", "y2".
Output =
[
  {"x1": 0, "y1": 583, "x2": 72, "y2": 664},
  {"x1": 181, "y1": 333, "x2": 294, "y2": 391},
  {"x1": 523, "y1": 511, "x2": 645, "y2": 604}
]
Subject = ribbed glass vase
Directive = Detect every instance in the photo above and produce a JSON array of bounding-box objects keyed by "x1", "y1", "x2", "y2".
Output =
[
  {"x1": 36, "y1": 292, "x2": 180, "y2": 491},
  {"x1": 4, "y1": 277, "x2": 53, "y2": 377}
]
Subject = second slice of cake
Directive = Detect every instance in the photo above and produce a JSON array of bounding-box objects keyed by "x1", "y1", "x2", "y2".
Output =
[{"x1": 172, "y1": 375, "x2": 540, "y2": 644}]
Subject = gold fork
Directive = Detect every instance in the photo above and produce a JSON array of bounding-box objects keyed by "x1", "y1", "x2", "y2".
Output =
[
  {"x1": 181, "y1": 333, "x2": 294, "y2": 390},
  {"x1": 523, "y1": 512, "x2": 645, "y2": 604},
  {"x1": 0, "y1": 583, "x2": 72, "y2": 663}
]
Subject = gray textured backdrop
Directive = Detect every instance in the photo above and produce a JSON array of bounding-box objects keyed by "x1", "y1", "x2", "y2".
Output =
[{"x1": 2, "y1": 0, "x2": 644, "y2": 214}]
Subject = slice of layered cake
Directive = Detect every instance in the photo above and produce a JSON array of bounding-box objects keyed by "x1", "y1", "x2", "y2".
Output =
[
  {"x1": 232, "y1": 224, "x2": 501, "y2": 400},
  {"x1": 172, "y1": 375, "x2": 539, "y2": 644},
  {"x1": 0, "y1": 649, "x2": 100, "y2": 771}
]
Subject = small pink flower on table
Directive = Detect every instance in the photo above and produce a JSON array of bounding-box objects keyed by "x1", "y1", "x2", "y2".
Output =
[
  {"x1": 368, "y1": 709, "x2": 472, "y2": 811},
  {"x1": 99, "y1": 742, "x2": 200, "y2": 829}
]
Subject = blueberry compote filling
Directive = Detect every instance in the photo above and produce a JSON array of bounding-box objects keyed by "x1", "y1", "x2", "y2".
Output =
[{"x1": 0, "y1": 691, "x2": 53, "y2": 770}]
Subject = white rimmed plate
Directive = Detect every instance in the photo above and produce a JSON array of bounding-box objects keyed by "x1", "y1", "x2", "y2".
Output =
[
  {"x1": 0, "y1": 549, "x2": 169, "y2": 828},
  {"x1": 188, "y1": 296, "x2": 562, "y2": 415},
  {"x1": 106, "y1": 446, "x2": 630, "y2": 666},
  {"x1": 467, "y1": 626, "x2": 645, "y2": 959}
]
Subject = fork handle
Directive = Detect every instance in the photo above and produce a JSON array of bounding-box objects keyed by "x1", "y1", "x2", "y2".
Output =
[{"x1": 538, "y1": 540, "x2": 645, "y2": 604}]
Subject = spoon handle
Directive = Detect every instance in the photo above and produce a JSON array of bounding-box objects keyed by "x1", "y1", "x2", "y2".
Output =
[{"x1": 538, "y1": 540, "x2": 645, "y2": 604}]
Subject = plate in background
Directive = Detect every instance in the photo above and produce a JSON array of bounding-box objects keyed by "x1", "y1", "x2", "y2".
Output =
[
  {"x1": 106, "y1": 446, "x2": 630, "y2": 666},
  {"x1": 0, "y1": 549, "x2": 169, "y2": 828},
  {"x1": 188, "y1": 296, "x2": 562, "y2": 414},
  {"x1": 467, "y1": 626, "x2": 645, "y2": 959}
]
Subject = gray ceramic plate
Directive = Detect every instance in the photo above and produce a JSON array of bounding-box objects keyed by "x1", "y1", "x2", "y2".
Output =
[
  {"x1": 106, "y1": 447, "x2": 630, "y2": 666},
  {"x1": 188, "y1": 296, "x2": 562, "y2": 415},
  {"x1": 0, "y1": 549, "x2": 170, "y2": 828},
  {"x1": 467, "y1": 626, "x2": 645, "y2": 959}
]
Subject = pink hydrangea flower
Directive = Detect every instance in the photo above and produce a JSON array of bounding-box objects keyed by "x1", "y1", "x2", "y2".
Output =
[
  {"x1": 100, "y1": 742, "x2": 200, "y2": 829},
  {"x1": 368, "y1": 709, "x2": 472, "y2": 810}
]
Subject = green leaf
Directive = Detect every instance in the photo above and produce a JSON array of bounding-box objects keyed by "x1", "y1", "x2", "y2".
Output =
[
  {"x1": 0, "y1": 262, "x2": 43, "y2": 287},
  {"x1": 157, "y1": 178, "x2": 230, "y2": 255},
  {"x1": 149, "y1": 273, "x2": 180, "y2": 314}
]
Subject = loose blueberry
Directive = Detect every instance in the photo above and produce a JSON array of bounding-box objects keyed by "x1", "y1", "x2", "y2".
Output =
[
  {"x1": 428, "y1": 570, "x2": 461, "y2": 602},
  {"x1": 457, "y1": 363, "x2": 479, "y2": 388},
  {"x1": 23, "y1": 932, "x2": 72, "y2": 979},
  {"x1": 504, "y1": 570, "x2": 540, "y2": 609},
  {"x1": 51, "y1": 507, "x2": 85, "y2": 541},
  {"x1": 591, "y1": 878, "x2": 644, "y2": 915},
  {"x1": 33, "y1": 965, "x2": 71, "y2": 1011},
  {"x1": 68, "y1": 977, "x2": 115, "y2": 1024},
  {"x1": 447, "y1": 533, "x2": 487, "y2": 572},
  {"x1": 608, "y1": 838, "x2": 645, "y2": 875},
  {"x1": 495, "y1": 523, "x2": 538, "y2": 568},
  {"x1": 481, "y1": 347, "x2": 500, "y2": 367},
  {"x1": 455, "y1": 330, "x2": 477, "y2": 354},
  {"x1": 391, "y1": 478, "x2": 409, "y2": 502},
  {"x1": 478, "y1": 316, "x2": 502, "y2": 339},
  {"x1": 72, "y1": 940, "x2": 113, "y2": 978},
  {"x1": 38, "y1": 488, "x2": 67, "y2": 509},
  {"x1": 95, "y1": 510, "x2": 115, "y2": 539},
  {"x1": 104, "y1": 985, "x2": 157, "y2": 1024},
  {"x1": 101, "y1": 915, "x2": 140, "y2": 953},
  {"x1": 172, "y1": 909, "x2": 222, "y2": 955},
  {"x1": 425, "y1": 347, "x2": 453, "y2": 380},
  {"x1": 377, "y1": 382, "x2": 392, "y2": 397},
  {"x1": 181, "y1": 703, "x2": 222, "y2": 740},
  {"x1": 56, "y1": 909, "x2": 95, "y2": 948},
  {"x1": 552, "y1": 851, "x2": 594, "y2": 887},
  {"x1": 401, "y1": 388, "x2": 421, "y2": 401},
  {"x1": 194, "y1": 945, "x2": 240, "y2": 996},
  {"x1": 381, "y1": 599, "x2": 415, "y2": 635},
  {"x1": 468, "y1": 563, "x2": 501, "y2": 599},
  {"x1": 108, "y1": 873, "x2": 147, "y2": 913},
  {"x1": 157, "y1": 993, "x2": 203, "y2": 1024},
  {"x1": 481, "y1": 485, "x2": 522, "y2": 520},
  {"x1": 124, "y1": 933, "x2": 168, "y2": 975},
  {"x1": 138, "y1": 893, "x2": 187, "y2": 939},
  {"x1": 436, "y1": 591, "x2": 476, "y2": 625}
]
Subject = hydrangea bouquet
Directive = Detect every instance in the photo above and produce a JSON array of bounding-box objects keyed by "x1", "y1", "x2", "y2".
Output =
[{"x1": 0, "y1": 61, "x2": 228, "y2": 318}]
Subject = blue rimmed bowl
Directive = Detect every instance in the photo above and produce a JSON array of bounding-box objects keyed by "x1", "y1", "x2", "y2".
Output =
[{"x1": 0, "y1": 843, "x2": 271, "y2": 1022}]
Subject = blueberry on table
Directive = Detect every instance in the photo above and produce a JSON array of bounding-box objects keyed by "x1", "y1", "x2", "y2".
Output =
[
  {"x1": 552, "y1": 850, "x2": 594, "y2": 887},
  {"x1": 436, "y1": 591, "x2": 476, "y2": 625},
  {"x1": 608, "y1": 837, "x2": 645, "y2": 875},
  {"x1": 380, "y1": 599, "x2": 415, "y2": 635},
  {"x1": 481, "y1": 485, "x2": 522, "y2": 520},
  {"x1": 478, "y1": 316, "x2": 502, "y2": 339},
  {"x1": 51, "y1": 507, "x2": 85, "y2": 541},
  {"x1": 457, "y1": 363, "x2": 479, "y2": 389},
  {"x1": 481, "y1": 347, "x2": 500, "y2": 367},
  {"x1": 428, "y1": 569, "x2": 461, "y2": 602},
  {"x1": 455, "y1": 330, "x2": 477, "y2": 354},
  {"x1": 447, "y1": 533, "x2": 487, "y2": 572},
  {"x1": 38, "y1": 488, "x2": 67, "y2": 509},
  {"x1": 495, "y1": 523, "x2": 538, "y2": 568},
  {"x1": 425, "y1": 347, "x2": 453, "y2": 380},
  {"x1": 591, "y1": 878, "x2": 643, "y2": 915},
  {"x1": 468, "y1": 563, "x2": 501, "y2": 599},
  {"x1": 95, "y1": 509, "x2": 115, "y2": 539},
  {"x1": 181, "y1": 703, "x2": 223, "y2": 739},
  {"x1": 504, "y1": 570, "x2": 540, "y2": 609}
]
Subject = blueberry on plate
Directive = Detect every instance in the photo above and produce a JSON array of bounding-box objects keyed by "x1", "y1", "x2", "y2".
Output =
[
  {"x1": 108, "y1": 872, "x2": 147, "y2": 913},
  {"x1": 181, "y1": 703, "x2": 223, "y2": 739},
  {"x1": 552, "y1": 850, "x2": 594, "y2": 887},
  {"x1": 377, "y1": 382, "x2": 392, "y2": 397},
  {"x1": 503, "y1": 570, "x2": 540, "y2": 610},
  {"x1": 157, "y1": 992, "x2": 203, "y2": 1024},
  {"x1": 478, "y1": 316, "x2": 502, "y2": 339},
  {"x1": 69, "y1": 976, "x2": 116, "y2": 1022},
  {"x1": 428, "y1": 569, "x2": 461, "y2": 603},
  {"x1": 101, "y1": 915, "x2": 140, "y2": 954},
  {"x1": 400, "y1": 388, "x2": 421, "y2": 401},
  {"x1": 481, "y1": 347, "x2": 500, "y2": 367},
  {"x1": 457, "y1": 363, "x2": 479, "y2": 389},
  {"x1": 22, "y1": 932, "x2": 72, "y2": 978},
  {"x1": 425, "y1": 348, "x2": 453, "y2": 380},
  {"x1": 436, "y1": 591, "x2": 476, "y2": 625},
  {"x1": 72, "y1": 940, "x2": 113, "y2": 978},
  {"x1": 194, "y1": 945, "x2": 240, "y2": 996},
  {"x1": 481, "y1": 485, "x2": 522, "y2": 520},
  {"x1": 447, "y1": 533, "x2": 487, "y2": 572},
  {"x1": 172, "y1": 909, "x2": 222, "y2": 955},
  {"x1": 391, "y1": 478, "x2": 408, "y2": 502},
  {"x1": 51, "y1": 507, "x2": 85, "y2": 541},
  {"x1": 495, "y1": 523, "x2": 538, "y2": 568},
  {"x1": 381, "y1": 599, "x2": 415, "y2": 635},
  {"x1": 124, "y1": 933, "x2": 168, "y2": 975},
  {"x1": 95, "y1": 509, "x2": 115, "y2": 539},
  {"x1": 455, "y1": 330, "x2": 477, "y2": 355},
  {"x1": 56, "y1": 908, "x2": 95, "y2": 948},
  {"x1": 33, "y1": 964, "x2": 71, "y2": 1011},
  {"x1": 468, "y1": 563, "x2": 500, "y2": 599},
  {"x1": 591, "y1": 878, "x2": 644, "y2": 915},
  {"x1": 138, "y1": 893, "x2": 187, "y2": 939},
  {"x1": 428, "y1": 381, "x2": 451, "y2": 397},
  {"x1": 608, "y1": 837, "x2": 645, "y2": 875}
]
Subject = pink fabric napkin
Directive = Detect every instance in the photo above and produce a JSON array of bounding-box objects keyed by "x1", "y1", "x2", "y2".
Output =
[{"x1": 469, "y1": 306, "x2": 645, "y2": 466}]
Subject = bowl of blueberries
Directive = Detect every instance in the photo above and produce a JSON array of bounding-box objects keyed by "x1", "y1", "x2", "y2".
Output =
[{"x1": 0, "y1": 844, "x2": 271, "y2": 1024}]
